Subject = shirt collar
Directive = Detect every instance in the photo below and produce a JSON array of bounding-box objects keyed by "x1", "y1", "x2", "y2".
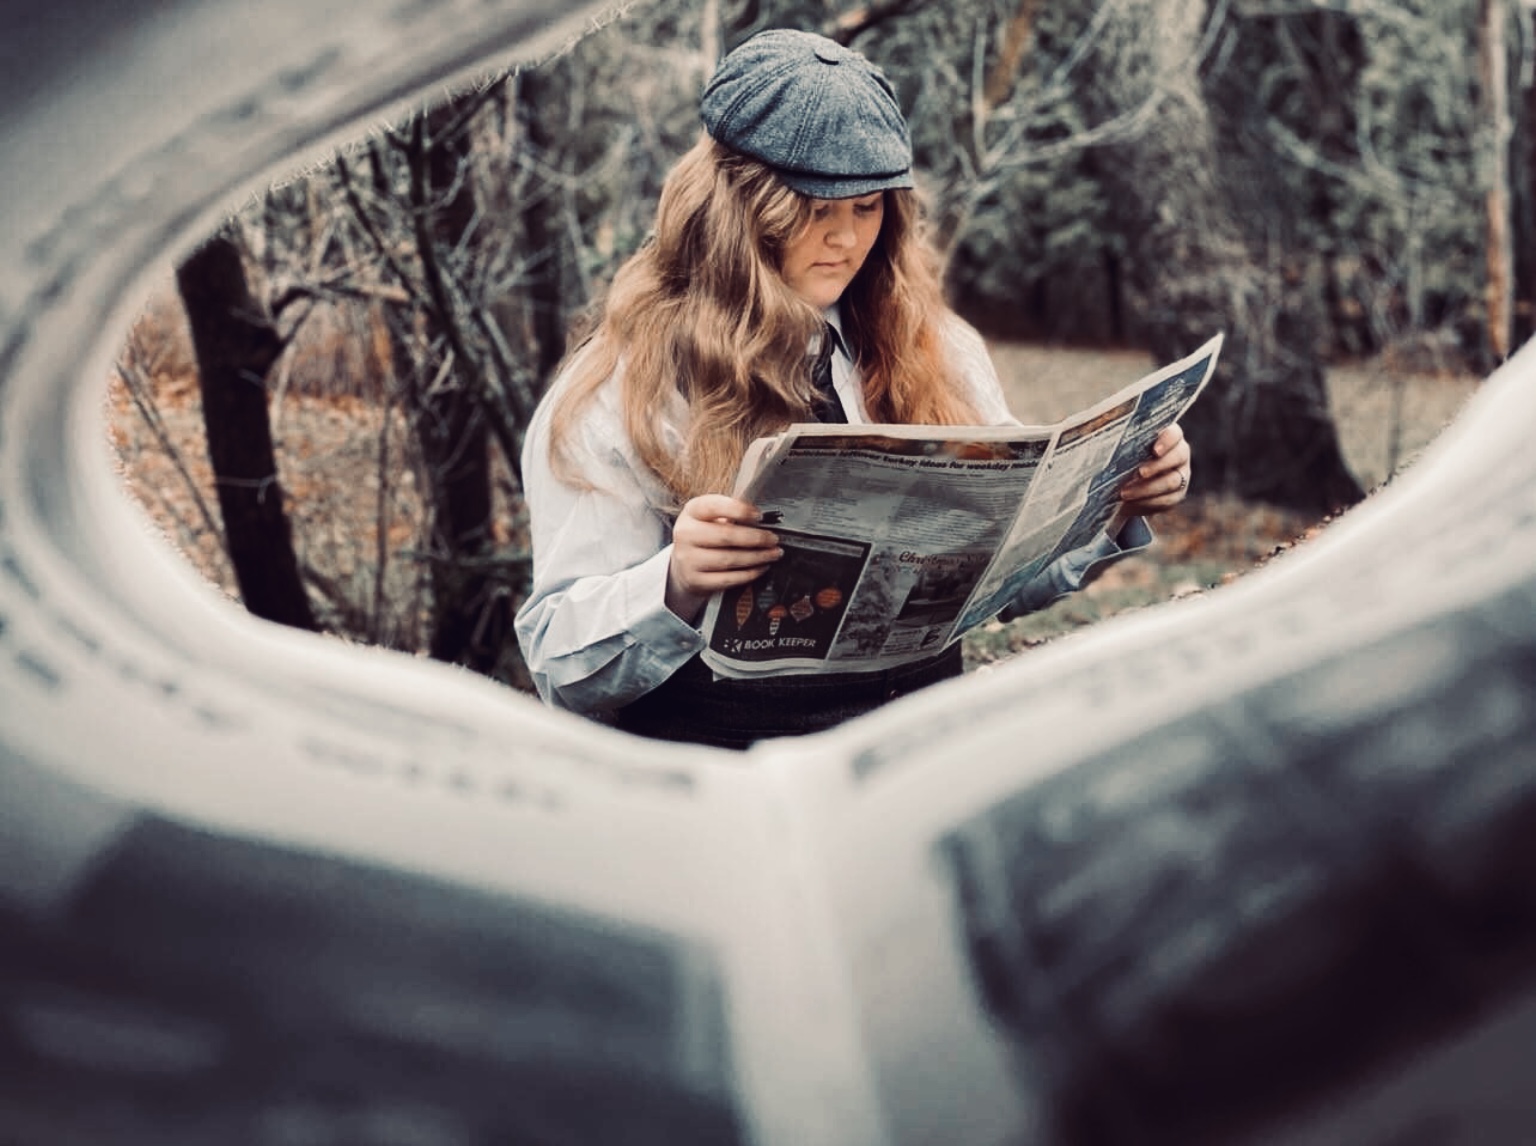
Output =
[{"x1": 821, "y1": 303, "x2": 850, "y2": 360}]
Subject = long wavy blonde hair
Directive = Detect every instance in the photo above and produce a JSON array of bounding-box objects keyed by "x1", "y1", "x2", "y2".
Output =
[{"x1": 548, "y1": 136, "x2": 978, "y2": 503}]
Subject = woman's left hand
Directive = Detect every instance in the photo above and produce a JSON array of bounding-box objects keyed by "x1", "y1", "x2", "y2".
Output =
[{"x1": 1111, "y1": 423, "x2": 1191, "y2": 530}]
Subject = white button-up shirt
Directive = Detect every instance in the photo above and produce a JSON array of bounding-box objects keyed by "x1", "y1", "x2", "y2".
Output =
[{"x1": 514, "y1": 308, "x2": 1150, "y2": 716}]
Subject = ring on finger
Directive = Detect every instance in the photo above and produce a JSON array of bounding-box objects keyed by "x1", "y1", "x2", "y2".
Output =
[{"x1": 1177, "y1": 469, "x2": 1189, "y2": 492}]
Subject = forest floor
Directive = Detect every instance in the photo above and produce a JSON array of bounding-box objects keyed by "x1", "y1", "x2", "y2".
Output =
[{"x1": 105, "y1": 315, "x2": 1483, "y2": 685}]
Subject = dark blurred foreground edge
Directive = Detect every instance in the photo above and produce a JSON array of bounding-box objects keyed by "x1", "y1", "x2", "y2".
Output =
[{"x1": 3, "y1": 2, "x2": 1536, "y2": 1145}]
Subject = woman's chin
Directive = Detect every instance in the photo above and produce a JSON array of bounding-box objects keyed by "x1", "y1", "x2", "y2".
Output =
[{"x1": 794, "y1": 283, "x2": 847, "y2": 310}]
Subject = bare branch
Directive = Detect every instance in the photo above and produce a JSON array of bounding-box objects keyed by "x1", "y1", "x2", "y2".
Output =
[
  {"x1": 824, "y1": 0, "x2": 928, "y2": 45},
  {"x1": 984, "y1": 0, "x2": 1045, "y2": 109},
  {"x1": 115, "y1": 340, "x2": 228, "y2": 554},
  {"x1": 335, "y1": 149, "x2": 431, "y2": 312}
]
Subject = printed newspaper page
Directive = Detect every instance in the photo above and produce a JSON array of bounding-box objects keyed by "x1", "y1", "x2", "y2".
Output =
[
  {"x1": 954, "y1": 332, "x2": 1223, "y2": 633},
  {"x1": 698, "y1": 334, "x2": 1223, "y2": 679}
]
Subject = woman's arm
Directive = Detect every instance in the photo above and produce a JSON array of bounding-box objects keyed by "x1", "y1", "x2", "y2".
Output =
[
  {"x1": 513, "y1": 385, "x2": 704, "y2": 717},
  {"x1": 514, "y1": 478, "x2": 701, "y2": 717},
  {"x1": 514, "y1": 376, "x2": 783, "y2": 717},
  {"x1": 998, "y1": 516, "x2": 1155, "y2": 620}
]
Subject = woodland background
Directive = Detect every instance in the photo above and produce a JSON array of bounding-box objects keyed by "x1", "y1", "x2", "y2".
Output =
[{"x1": 109, "y1": 0, "x2": 1534, "y2": 691}]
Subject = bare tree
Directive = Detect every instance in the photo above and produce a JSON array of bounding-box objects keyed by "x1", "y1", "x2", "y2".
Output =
[
  {"x1": 176, "y1": 224, "x2": 318, "y2": 631},
  {"x1": 1517, "y1": 0, "x2": 1536, "y2": 347},
  {"x1": 212, "y1": 12, "x2": 709, "y2": 685},
  {"x1": 842, "y1": 0, "x2": 1360, "y2": 510},
  {"x1": 1483, "y1": 0, "x2": 1516, "y2": 361}
]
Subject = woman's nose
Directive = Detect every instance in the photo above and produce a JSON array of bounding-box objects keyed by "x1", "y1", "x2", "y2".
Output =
[{"x1": 825, "y1": 215, "x2": 856, "y2": 247}]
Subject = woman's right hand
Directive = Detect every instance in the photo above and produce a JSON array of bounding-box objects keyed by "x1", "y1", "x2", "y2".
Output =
[{"x1": 666, "y1": 495, "x2": 783, "y2": 623}]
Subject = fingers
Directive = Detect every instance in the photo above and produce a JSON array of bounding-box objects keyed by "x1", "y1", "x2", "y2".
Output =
[
  {"x1": 1135, "y1": 425, "x2": 1190, "y2": 479},
  {"x1": 674, "y1": 495, "x2": 781, "y2": 555},
  {"x1": 1119, "y1": 423, "x2": 1192, "y2": 516},
  {"x1": 1152, "y1": 422, "x2": 1185, "y2": 457},
  {"x1": 681, "y1": 493, "x2": 761, "y2": 524},
  {"x1": 679, "y1": 546, "x2": 781, "y2": 583},
  {"x1": 1121, "y1": 462, "x2": 1189, "y2": 501},
  {"x1": 1120, "y1": 463, "x2": 1189, "y2": 504},
  {"x1": 1119, "y1": 479, "x2": 1187, "y2": 515},
  {"x1": 667, "y1": 495, "x2": 784, "y2": 619}
]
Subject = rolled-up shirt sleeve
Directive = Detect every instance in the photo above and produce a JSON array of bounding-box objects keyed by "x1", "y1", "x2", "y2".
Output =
[
  {"x1": 998, "y1": 515, "x2": 1153, "y2": 619},
  {"x1": 513, "y1": 370, "x2": 705, "y2": 716}
]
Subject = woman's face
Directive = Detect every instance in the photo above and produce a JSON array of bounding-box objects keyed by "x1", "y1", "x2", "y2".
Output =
[{"x1": 779, "y1": 192, "x2": 885, "y2": 309}]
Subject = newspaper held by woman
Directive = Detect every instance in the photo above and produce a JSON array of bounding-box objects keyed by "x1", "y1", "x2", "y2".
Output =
[{"x1": 700, "y1": 334, "x2": 1224, "y2": 679}]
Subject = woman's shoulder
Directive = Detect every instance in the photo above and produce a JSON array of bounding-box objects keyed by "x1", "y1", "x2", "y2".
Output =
[
  {"x1": 537, "y1": 340, "x2": 635, "y2": 440},
  {"x1": 933, "y1": 311, "x2": 1015, "y2": 424},
  {"x1": 936, "y1": 309, "x2": 990, "y2": 363},
  {"x1": 530, "y1": 339, "x2": 687, "y2": 486}
]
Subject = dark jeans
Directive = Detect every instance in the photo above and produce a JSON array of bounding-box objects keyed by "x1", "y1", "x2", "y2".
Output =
[{"x1": 613, "y1": 644, "x2": 963, "y2": 751}]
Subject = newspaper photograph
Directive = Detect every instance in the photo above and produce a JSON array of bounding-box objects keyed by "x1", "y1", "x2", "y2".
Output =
[
  {"x1": 699, "y1": 334, "x2": 1224, "y2": 678},
  {"x1": 707, "y1": 530, "x2": 869, "y2": 667}
]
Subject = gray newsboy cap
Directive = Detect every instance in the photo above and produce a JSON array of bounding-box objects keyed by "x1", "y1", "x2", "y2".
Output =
[{"x1": 700, "y1": 29, "x2": 914, "y2": 200}]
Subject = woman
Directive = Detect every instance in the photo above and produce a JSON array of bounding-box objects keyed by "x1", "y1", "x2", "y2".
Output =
[{"x1": 514, "y1": 29, "x2": 1192, "y2": 747}]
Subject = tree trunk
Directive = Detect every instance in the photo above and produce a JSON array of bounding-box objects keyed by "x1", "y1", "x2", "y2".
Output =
[
  {"x1": 408, "y1": 105, "x2": 511, "y2": 675},
  {"x1": 176, "y1": 226, "x2": 317, "y2": 631},
  {"x1": 1481, "y1": 0, "x2": 1515, "y2": 363},
  {"x1": 1087, "y1": 0, "x2": 1364, "y2": 514},
  {"x1": 1518, "y1": 38, "x2": 1536, "y2": 349},
  {"x1": 513, "y1": 68, "x2": 573, "y2": 390}
]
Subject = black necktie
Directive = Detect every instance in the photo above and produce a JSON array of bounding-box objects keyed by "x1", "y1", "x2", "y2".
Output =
[{"x1": 810, "y1": 322, "x2": 847, "y2": 424}]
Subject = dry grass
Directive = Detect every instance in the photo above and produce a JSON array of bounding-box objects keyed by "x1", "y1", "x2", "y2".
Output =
[{"x1": 1325, "y1": 358, "x2": 1481, "y2": 493}]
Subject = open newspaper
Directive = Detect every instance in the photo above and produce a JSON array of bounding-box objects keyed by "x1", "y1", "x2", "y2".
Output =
[{"x1": 700, "y1": 333, "x2": 1224, "y2": 678}]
